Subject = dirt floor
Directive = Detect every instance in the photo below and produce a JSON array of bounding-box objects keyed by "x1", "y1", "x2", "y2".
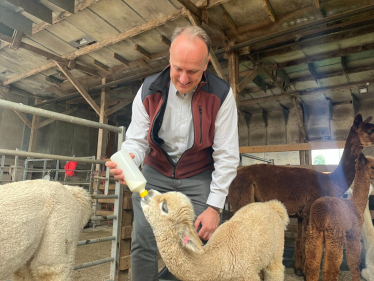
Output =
[{"x1": 1, "y1": 226, "x2": 367, "y2": 280}]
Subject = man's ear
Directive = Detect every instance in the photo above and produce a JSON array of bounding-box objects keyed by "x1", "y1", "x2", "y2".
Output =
[
  {"x1": 177, "y1": 224, "x2": 203, "y2": 254},
  {"x1": 353, "y1": 114, "x2": 363, "y2": 129}
]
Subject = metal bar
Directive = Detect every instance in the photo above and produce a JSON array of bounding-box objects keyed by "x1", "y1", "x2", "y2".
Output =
[
  {"x1": 105, "y1": 167, "x2": 110, "y2": 195},
  {"x1": 0, "y1": 149, "x2": 105, "y2": 164},
  {"x1": 55, "y1": 160, "x2": 59, "y2": 181},
  {"x1": 77, "y1": 236, "x2": 116, "y2": 246},
  {"x1": 14, "y1": 154, "x2": 18, "y2": 182},
  {"x1": 42, "y1": 160, "x2": 47, "y2": 178},
  {"x1": 93, "y1": 176, "x2": 113, "y2": 180},
  {"x1": 90, "y1": 215, "x2": 117, "y2": 221},
  {"x1": 23, "y1": 159, "x2": 28, "y2": 180},
  {"x1": 24, "y1": 168, "x2": 93, "y2": 172},
  {"x1": 74, "y1": 257, "x2": 115, "y2": 270},
  {"x1": 89, "y1": 162, "x2": 95, "y2": 195},
  {"x1": 91, "y1": 194, "x2": 118, "y2": 199},
  {"x1": 0, "y1": 155, "x2": 5, "y2": 184},
  {"x1": 0, "y1": 99, "x2": 122, "y2": 133},
  {"x1": 241, "y1": 153, "x2": 274, "y2": 164},
  {"x1": 110, "y1": 180, "x2": 122, "y2": 279}
]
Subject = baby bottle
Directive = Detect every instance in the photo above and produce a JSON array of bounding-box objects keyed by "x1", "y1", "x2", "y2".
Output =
[{"x1": 110, "y1": 149, "x2": 148, "y2": 198}]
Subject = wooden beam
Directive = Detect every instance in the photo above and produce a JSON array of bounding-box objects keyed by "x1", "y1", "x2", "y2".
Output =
[
  {"x1": 134, "y1": 45, "x2": 151, "y2": 59},
  {"x1": 0, "y1": 6, "x2": 33, "y2": 35},
  {"x1": 160, "y1": 35, "x2": 171, "y2": 47},
  {"x1": 113, "y1": 53, "x2": 130, "y2": 66},
  {"x1": 0, "y1": 88, "x2": 31, "y2": 128},
  {"x1": 223, "y1": 12, "x2": 238, "y2": 33},
  {"x1": 75, "y1": 63, "x2": 101, "y2": 77},
  {"x1": 208, "y1": 48, "x2": 226, "y2": 81},
  {"x1": 35, "y1": 107, "x2": 78, "y2": 129},
  {"x1": 105, "y1": 99, "x2": 132, "y2": 116},
  {"x1": 228, "y1": 47, "x2": 239, "y2": 99},
  {"x1": 94, "y1": 60, "x2": 110, "y2": 72},
  {"x1": 97, "y1": 78, "x2": 109, "y2": 164},
  {"x1": 2, "y1": 0, "x2": 232, "y2": 86},
  {"x1": 47, "y1": 0, "x2": 75, "y2": 14},
  {"x1": 240, "y1": 78, "x2": 374, "y2": 106},
  {"x1": 28, "y1": 98, "x2": 41, "y2": 152},
  {"x1": 54, "y1": 61, "x2": 101, "y2": 116},
  {"x1": 0, "y1": 22, "x2": 14, "y2": 37},
  {"x1": 262, "y1": 68, "x2": 287, "y2": 94},
  {"x1": 49, "y1": 85, "x2": 68, "y2": 97},
  {"x1": 308, "y1": 63, "x2": 319, "y2": 84},
  {"x1": 263, "y1": 0, "x2": 276, "y2": 22},
  {"x1": 237, "y1": 64, "x2": 264, "y2": 93},
  {"x1": 10, "y1": 30, "x2": 23, "y2": 50},
  {"x1": 176, "y1": 0, "x2": 226, "y2": 36},
  {"x1": 314, "y1": 0, "x2": 320, "y2": 9},
  {"x1": 240, "y1": 140, "x2": 346, "y2": 153},
  {"x1": 6, "y1": 0, "x2": 53, "y2": 24},
  {"x1": 240, "y1": 94, "x2": 289, "y2": 106},
  {"x1": 186, "y1": 11, "x2": 226, "y2": 81}
]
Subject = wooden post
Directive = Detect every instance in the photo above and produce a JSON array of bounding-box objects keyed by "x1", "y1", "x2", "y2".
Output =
[
  {"x1": 28, "y1": 98, "x2": 41, "y2": 152},
  {"x1": 228, "y1": 43, "x2": 239, "y2": 100},
  {"x1": 96, "y1": 78, "x2": 109, "y2": 170}
]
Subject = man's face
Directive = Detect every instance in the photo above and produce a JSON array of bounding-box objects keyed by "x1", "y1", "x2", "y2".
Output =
[{"x1": 169, "y1": 34, "x2": 209, "y2": 94}]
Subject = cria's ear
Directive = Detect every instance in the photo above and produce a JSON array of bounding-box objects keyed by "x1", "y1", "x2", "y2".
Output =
[
  {"x1": 353, "y1": 114, "x2": 363, "y2": 128},
  {"x1": 357, "y1": 153, "x2": 368, "y2": 167},
  {"x1": 364, "y1": 116, "x2": 373, "y2": 123},
  {"x1": 177, "y1": 224, "x2": 203, "y2": 254}
]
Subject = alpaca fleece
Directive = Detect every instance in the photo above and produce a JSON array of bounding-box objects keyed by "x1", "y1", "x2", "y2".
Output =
[
  {"x1": 0, "y1": 180, "x2": 92, "y2": 280},
  {"x1": 304, "y1": 154, "x2": 374, "y2": 281},
  {"x1": 142, "y1": 190, "x2": 289, "y2": 281}
]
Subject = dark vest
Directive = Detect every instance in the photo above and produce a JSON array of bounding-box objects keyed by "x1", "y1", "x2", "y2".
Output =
[{"x1": 141, "y1": 66, "x2": 230, "y2": 179}]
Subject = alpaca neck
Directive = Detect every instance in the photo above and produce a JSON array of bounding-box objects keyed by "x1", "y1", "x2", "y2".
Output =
[
  {"x1": 330, "y1": 129, "x2": 362, "y2": 195},
  {"x1": 155, "y1": 231, "x2": 215, "y2": 280},
  {"x1": 351, "y1": 171, "x2": 371, "y2": 216},
  {"x1": 362, "y1": 203, "x2": 374, "y2": 248}
]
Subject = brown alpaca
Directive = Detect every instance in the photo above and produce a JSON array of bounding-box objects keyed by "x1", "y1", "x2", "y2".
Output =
[
  {"x1": 227, "y1": 114, "x2": 374, "y2": 275},
  {"x1": 304, "y1": 154, "x2": 374, "y2": 281}
]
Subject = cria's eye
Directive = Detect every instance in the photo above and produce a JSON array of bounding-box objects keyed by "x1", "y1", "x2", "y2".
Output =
[
  {"x1": 367, "y1": 129, "x2": 374, "y2": 135},
  {"x1": 161, "y1": 201, "x2": 168, "y2": 214},
  {"x1": 371, "y1": 167, "x2": 374, "y2": 169}
]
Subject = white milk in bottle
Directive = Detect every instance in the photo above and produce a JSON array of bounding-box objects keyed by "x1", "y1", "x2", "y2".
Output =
[{"x1": 110, "y1": 149, "x2": 148, "y2": 198}]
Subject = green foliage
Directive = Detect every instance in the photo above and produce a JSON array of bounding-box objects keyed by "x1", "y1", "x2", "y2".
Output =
[{"x1": 313, "y1": 155, "x2": 326, "y2": 165}]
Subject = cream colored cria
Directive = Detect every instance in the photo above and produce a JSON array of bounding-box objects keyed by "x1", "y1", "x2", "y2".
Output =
[
  {"x1": 0, "y1": 180, "x2": 92, "y2": 281},
  {"x1": 141, "y1": 190, "x2": 289, "y2": 281}
]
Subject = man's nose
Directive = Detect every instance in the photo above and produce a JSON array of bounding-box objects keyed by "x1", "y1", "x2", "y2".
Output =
[{"x1": 179, "y1": 72, "x2": 188, "y2": 84}]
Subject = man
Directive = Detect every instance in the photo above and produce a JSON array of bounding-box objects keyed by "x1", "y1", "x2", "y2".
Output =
[{"x1": 106, "y1": 26, "x2": 239, "y2": 280}]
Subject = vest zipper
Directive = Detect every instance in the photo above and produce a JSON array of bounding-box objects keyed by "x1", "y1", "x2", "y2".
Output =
[{"x1": 199, "y1": 105, "x2": 202, "y2": 144}]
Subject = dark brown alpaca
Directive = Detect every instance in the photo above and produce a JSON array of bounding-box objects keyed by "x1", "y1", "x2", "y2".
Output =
[
  {"x1": 227, "y1": 114, "x2": 374, "y2": 275},
  {"x1": 304, "y1": 154, "x2": 374, "y2": 281}
]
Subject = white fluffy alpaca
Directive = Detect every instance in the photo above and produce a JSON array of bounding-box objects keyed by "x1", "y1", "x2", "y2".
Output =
[
  {"x1": 141, "y1": 190, "x2": 289, "y2": 281},
  {"x1": 347, "y1": 182, "x2": 374, "y2": 281},
  {"x1": 0, "y1": 180, "x2": 92, "y2": 281}
]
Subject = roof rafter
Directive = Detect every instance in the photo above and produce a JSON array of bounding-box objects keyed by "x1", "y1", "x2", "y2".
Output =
[{"x1": 2, "y1": 0, "x2": 232, "y2": 86}]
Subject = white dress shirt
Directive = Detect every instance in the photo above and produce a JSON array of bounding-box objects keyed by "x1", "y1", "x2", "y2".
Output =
[{"x1": 122, "y1": 81, "x2": 239, "y2": 209}]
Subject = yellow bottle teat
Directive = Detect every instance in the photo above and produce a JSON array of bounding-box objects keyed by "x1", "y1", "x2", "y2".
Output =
[{"x1": 139, "y1": 190, "x2": 148, "y2": 198}]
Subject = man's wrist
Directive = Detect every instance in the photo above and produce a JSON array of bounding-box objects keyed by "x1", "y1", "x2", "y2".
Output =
[{"x1": 208, "y1": 205, "x2": 223, "y2": 214}]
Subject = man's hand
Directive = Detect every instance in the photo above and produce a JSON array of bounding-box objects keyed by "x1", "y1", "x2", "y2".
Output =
[
  {"x1": 194, "y1": 206, "x2": 220, "y2": 241},
  {"x1": 105, "y1": 153, "x2": 135, "y2": 185}
]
